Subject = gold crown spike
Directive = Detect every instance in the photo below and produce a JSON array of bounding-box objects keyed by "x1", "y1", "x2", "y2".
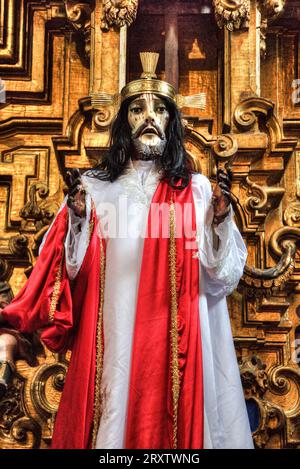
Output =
[
  {"x1": 140, "y1": 52, "x2": 159, "y2": 79},
  {"x1": 176, "y1": 93, "x2": 206, "y2": 110},
  {"x1": 119, "y1": 51, "x2": 206, "y2": 109}
]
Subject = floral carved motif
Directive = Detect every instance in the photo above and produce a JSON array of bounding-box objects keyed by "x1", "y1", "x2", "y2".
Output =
[
  {"x1": 101, "y1": 0, "x2": 139, "y2": 31},
  {"x1": 212, "y1": 0, "x2": 250, "y2": 31}
]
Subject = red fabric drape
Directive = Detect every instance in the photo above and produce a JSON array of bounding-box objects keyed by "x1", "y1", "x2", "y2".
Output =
[
  {"x1": 125, "y1": 180, "x2": 203, "y2": 449},
  {"x1": 1, "y1": 206, "x2": 104, "y2": 449}
]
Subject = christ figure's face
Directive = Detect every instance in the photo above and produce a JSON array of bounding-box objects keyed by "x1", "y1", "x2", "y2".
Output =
[{"x1": 127, "y1": 93, "x2": 170, "y2": 147}]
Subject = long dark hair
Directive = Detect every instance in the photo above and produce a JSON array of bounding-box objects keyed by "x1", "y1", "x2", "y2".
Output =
[{"x1": 87, "y1": 95, "x2": 192, "y2": 189}]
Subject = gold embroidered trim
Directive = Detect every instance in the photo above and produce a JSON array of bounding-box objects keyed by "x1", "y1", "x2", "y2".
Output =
[
  {"x1": 91, "y1": 236, "x2": 106, "y2": 449},
  {"x1": 49, "y1": 258, "x2": 63, "y2": 322},
  {"x1": 87, "y1": 198, "x2": 96, "y2": 244},
  {"x1": 88, "y1": 206, "x2": 95, "y2": 243},
  {"x1": 169, "y1": 196, "x2": 180, "y2": 449}
]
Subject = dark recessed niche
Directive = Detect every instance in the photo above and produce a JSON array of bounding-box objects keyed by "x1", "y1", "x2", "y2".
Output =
[{"x1": 246, "y1": 398, "x2": 260, "y2": 433}]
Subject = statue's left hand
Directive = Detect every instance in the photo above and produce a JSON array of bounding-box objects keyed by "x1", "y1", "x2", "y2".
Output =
[
  {"x1": 212, "y1": 167, "x2": 233, "y2": 225},
  {"x1": 65, "y1": 168, "x2": 87, "y2": 218}
]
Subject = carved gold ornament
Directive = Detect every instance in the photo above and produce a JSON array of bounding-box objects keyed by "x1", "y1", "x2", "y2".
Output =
[
  {"x1": 101, "y1": 0, "x2": 139, "y2": 31},
  {"x1": 284, "y1": 203, "x2": 300, "y2": 228},
  {"x1": 20, "y1": 183, "x2": 61, "y2": 234},
  {"x1": 0, "y1": 374, "x2": 42, "y2": 448},
  {"x1": 30, "y1": 361, "x2": 68, "y2": 440},
  {"x1": 241, "y1": 240, "x2": 296, "y2": 298},
  {"x1": 211, "y1": 134, "x2": 238, "y2": 162},
  {"x1": 212, "y1": 0, "x2": 250, "y2": 31},
  {"x1": 239, "y1": 356, "x2": 286, "y2": 448},
  {"x1": 64, "y1": 1, "x2": 94, "y2": 58},
  {"x1": 257, "y1": 0, "x2": 286, "y2": 20},
  {"x1": 257, "y1": 0, "x2": 286, "y2": 59}
]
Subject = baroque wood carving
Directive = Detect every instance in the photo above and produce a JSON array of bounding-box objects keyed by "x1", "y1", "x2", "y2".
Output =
[
  {"x1": 64, "y1": 0, "x2": 95, "y2": 58},
  {"x1": 101, "y1": 0, "x2": 139, "y2": 30},
  {"x1": 257, "y1": 0, "x2": 286, "y2": 58},
  {"x1": 212, "y1": 0, "x2": 250, "y2": 30}
]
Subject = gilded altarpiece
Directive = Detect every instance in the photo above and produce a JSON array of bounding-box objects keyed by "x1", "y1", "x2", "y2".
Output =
[{"x1": 0, "y1": 0, "x2": 299, "y2": 449}]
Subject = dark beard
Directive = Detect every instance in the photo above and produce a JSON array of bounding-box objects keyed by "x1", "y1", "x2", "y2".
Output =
[{"x1": 131, "y1": 137, "x2": 167, "y2": 161}]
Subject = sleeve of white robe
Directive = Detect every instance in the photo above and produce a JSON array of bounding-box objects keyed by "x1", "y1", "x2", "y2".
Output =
[
  {"x1": 192, "y1": 173, "x2": 248, "y2": 296},
  {"x1": 38, "y1": 191, "x2": 92, "y2": 281}
]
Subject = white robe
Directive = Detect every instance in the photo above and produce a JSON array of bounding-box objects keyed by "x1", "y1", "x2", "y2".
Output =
[{"x1": 59, "y1": 159, "x2": 253, "y2": 449}]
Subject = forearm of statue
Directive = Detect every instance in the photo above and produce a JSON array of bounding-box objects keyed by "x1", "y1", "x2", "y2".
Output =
[
  {"x1": 0, "y1": 325, "x2": 43, "y2": 397},
  {"x1": 0, "y1": 308, "x2": 43, "y2": 367},
  {"x1": 0, "y1": 333, "x2": 17, "y2": 362}
]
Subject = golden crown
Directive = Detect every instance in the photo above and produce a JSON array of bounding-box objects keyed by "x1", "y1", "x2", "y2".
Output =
[
  {"x1": 120, "y1": 52, "x2": 177, "y2": 103},
  {"x1": 91, "y1": 52, "x2": 206, "y2": 110}
]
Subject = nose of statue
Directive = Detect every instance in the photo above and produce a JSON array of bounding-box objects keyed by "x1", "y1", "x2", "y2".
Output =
[{"x1": 145, "y1": 115, "x2": 155, "y2": 124}]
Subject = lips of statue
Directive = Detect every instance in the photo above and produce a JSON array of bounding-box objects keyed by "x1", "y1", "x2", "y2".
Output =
[{"x1": 127, "y1": 93, "x2": 170, "y2": 147}]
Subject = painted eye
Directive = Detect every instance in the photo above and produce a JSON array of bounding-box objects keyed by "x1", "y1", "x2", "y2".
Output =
[
  {"x1": 156, "y1": 106, "x2": 167, "y2": 113},
  {"x1": 130, "y1": 106, "x2": 142, "y2": 114}
]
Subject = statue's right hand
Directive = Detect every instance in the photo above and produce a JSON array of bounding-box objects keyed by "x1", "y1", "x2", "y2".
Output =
[{"x1": 65, "y1": 168, "x2": 86, "y2": 218}]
